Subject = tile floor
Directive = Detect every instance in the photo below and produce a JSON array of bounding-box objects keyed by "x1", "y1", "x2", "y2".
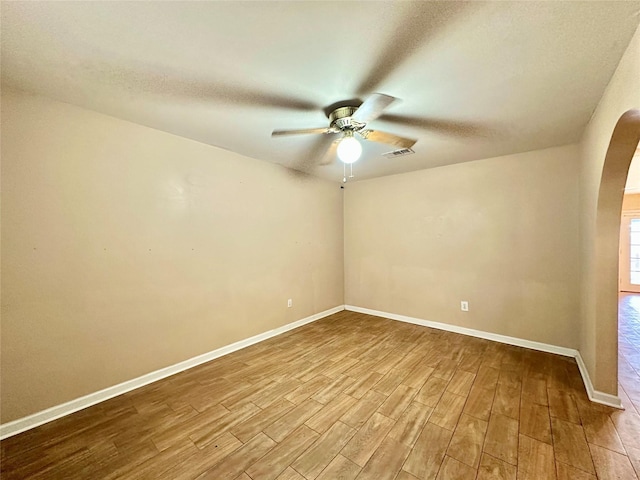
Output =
[{"x1": 1, "y1": 307, "x2": 639, "y2": 479}]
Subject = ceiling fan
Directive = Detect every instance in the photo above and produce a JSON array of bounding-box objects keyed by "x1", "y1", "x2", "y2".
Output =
[{"x1": 272, "y1": 93, "x2": 417, "y2": 166}]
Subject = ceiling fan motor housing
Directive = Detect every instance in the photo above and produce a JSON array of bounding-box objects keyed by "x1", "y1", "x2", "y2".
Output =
[{"x1": 329, "y1": 106, "x2": 361, "y2": 130}]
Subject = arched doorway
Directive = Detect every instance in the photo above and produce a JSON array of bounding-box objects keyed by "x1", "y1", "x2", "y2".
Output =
[{"x1": 594, "y1": 109, "x2": 640, "y2": 404}]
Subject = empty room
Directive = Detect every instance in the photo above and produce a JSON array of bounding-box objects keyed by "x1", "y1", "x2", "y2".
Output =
[{"x1": 2, "y1": 2, "x2": 640, "y2": 479}]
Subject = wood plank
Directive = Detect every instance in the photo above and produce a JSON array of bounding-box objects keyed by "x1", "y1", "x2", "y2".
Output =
[
  {"x1": 555, "y1": 462, "x2": 596, "y2": 480},
  {"x1": 315, "y1": 454, "x2": 360, "y2": 480},
  {"x1": 393, "y1": 350, "x2": 425, "y2": 371},
  {"x1": 18, "y1": 447, "x2": 94, "y2": 480},
  {"x1": 285, "y1": 376, "x2": 332, "y2": 405},
  {"x1": 275, "y1": 467, "x2": 306, "y2": 480},
  {"x1": 548, "y1": 388, "x2": 580, "y2": 424},
  {"x1": 373, "y1": 368, "x2": 409, "y2": 396},
  {"x1": 589, "y1": 443, "x2": 638, "y2": 480},
  {"x1": 474, "y1": 366, "x2": 500, "y2": 390},
  {"x1": 463, "y1": 384, "x2": 495, "y2": 422},
  {"x1": 497, "y1": 369, "x2": 521, "y2": 389},
  {"x1": 476, "y1": 453, "x2": 516, "y2": 480},
  {"x1": 253, "y1": 379, "x2": 304, "y2": 409},
  {"x1": 344, "y1": 372, "x2": 384, "y2": 399},
  {"x1": 517, "y1": 434, "x2": 556, "y2": 480},
  {"x1": 189, "y1": 381, "x2": 254, "y2": 412},
  {"x1": 291, "y1": 421, "x2": 356, "y2": 480},
  {"x1": 344, "y1": 359, "x2": 376, "y2": 379},
  {"x1": 190, "y1": 402, "x2": 261, "y2": 449},
  {"x1": 458, "y1": 351, "x2": 483, "y2": 373},
  {"x1": 519, "y1": 401, "x2": 552, "y2": 445},
  {"x1": 355, "y1": 436, "x2": 411, "y2": 480},
  {"x1": 90, "y1": 441, "x2": 159, "y2": 479},
  {"x1": 263, "y1": 398, "x2": 324, "y2": 442},
  {"x1": 415, "y1": 376, "x2": 449, "y2": 407},
  {"x1": 433, "y1": 358, "x2": 458, "y2": 381},
  {"x1": 312, "y1": 375, "x2": 355, "y2": 404},
  {"x1": 340, "y1": 412, "x2": 395, "y2": 467},
  {"x1": 297, "y1": 362, "x2": 333, "y2": 383},
  {"x1": 446, "y1": 413, "x2": 488, "y2": 469},
  {"x1": 580, "y1": 409, "x2": 626, "y2": 454},
  {"x1": 430, "y1": 391, "x2": 466, "y2": 431},
  {"x1": 246, "y1": 425, "x2": 319, "y2": 480},
  {"x1": 373, "y1": 352, "x2": 404, "y2": 375},
  {"x1": 610, "y1": 409, "x2": 640, "y2": 447},
  {"x1": 196, "y1": 432, "x2": 275, "y2": 479},
  {"x1": 387, "y1": 401, "x2": 433, "y2": 447},
  {"x1": 305, "y1": 393, "x2": 357, "y2": 434},
  {"x1": 626, "y1": 445, "x2": 640, "y2": 478},
  {"x1": 151, "y1": 403, "x2": 231, "y2": 451},
  {"x1": 550, "y1": 417, "x2": 595, "y2": 475},
  {"x1": 321, "y1": 357, "x2": 360, "y2": 379},
  {"x1": 376, "y1": 385, "x2": 417, "y2": 420},
  {"x1": 153, "y1": 432, "x2": 243, "y2": 479},
  {"x1": 521, "y1": 377, "x2": 548, "y2": 406},
  {"x1": 222, "y1": 379, "x2": 275, "y2": 410},
  {"x1": 491, "y1": 383, "x2": 520, "y2": 420},
  {"x1": 402, "y1": 422, "x2": 453, "y2": 479},
  {"x1": 230, "y1": 399, "x2": 295, "y2": 443},
  {"x1": 395, "y1": 471, "x2": 421, "y2": 480},
  {"x1": 401, "y1": 365, "x2": 435, "y2": 390},
  {"x1": 547, "y1": 364, "x2": 572, "y2": 393},
  {"x1": 447, "y1": 370, "x2": 476, "y2": 396},
  {"x1": 484, "y1": 414, "x2": 519, "y2": 465},
  {"x1": 340, "y1": 390, "x2": 386, "y2": 429},
  {"x1": 435, "y1": 455, "x2": 477, "y2": 480}
]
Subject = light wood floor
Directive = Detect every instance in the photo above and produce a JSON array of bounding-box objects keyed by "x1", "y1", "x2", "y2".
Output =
[
  {"x1": 619, "y1": 293, "x2": 640, "y2": 417},
  {"x1": 2, "y1": 310, "x2": 640, "y2": 479}
]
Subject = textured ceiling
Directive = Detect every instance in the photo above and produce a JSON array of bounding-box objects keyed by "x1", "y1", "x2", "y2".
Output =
[{"x1": 2, "y1": 1, "x2": 639, "y2": 181}]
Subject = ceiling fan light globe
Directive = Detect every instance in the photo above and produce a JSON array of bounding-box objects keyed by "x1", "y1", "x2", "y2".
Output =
[{"x1": 337, "y1": 136, "x2": 362, "y2": 164}]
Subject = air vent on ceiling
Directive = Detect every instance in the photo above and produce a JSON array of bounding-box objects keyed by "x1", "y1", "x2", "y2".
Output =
[{"x1": 382, "y1": 148, "x2": 415, "y2": 158}]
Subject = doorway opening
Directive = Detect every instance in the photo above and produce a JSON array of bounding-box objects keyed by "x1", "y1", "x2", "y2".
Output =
[
  {"x1": 619, "y1": 197, "x2": 640, "y2": 294},
  {"x1": 593, "y1": 109, "x2": 639, "y2": 404},
  {"x1": 618, "y1": 151, "x2": 640, "y2": 413}
]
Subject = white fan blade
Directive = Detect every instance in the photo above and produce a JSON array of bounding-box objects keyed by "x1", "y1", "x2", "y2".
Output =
[
  {"x1": 352, "y1": 93, "x2": 397, "y2": 124},
  {"x1": 272, "y1": 127, "x2": 332, "y2": 137},
  {"x1": 359, "y1": 129, "x2": 416, "y2": 149},
  {"x1": 319, "y1": 138, "x2": 341, "y2": 165}
]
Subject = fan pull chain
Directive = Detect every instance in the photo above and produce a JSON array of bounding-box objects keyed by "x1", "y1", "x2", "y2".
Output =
[{"x1": 342, "y1": 162, "x2": 355, "y2": 183}]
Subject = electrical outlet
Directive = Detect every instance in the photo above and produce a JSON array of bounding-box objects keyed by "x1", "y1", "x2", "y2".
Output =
[
  {"x1": 461, "y1": 301, "x2": 469, "y2": 311},
  {"x1": 287, "y1": 299, "x2": 292, "y2": 308}
]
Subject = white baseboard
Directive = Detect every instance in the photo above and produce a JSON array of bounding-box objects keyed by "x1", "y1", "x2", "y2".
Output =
[
  {"x1": 574, "y1": 351, "x2": 623, "y2": 409},
  {"x1": 345, "y1": 305, "x2": 623, "y2": 410},
  {"x1": 345, "y1": 305, "x2": 577, "y2": 356},
  {"x1": 0, "y1": 305, "x2": 345, "y2": 440}
]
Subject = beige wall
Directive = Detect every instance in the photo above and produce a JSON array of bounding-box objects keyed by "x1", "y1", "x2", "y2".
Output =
[
  {"x1": 622, "y1": 193, "x2": 640, "y2": 212},
  {"x1": 345, "y1": 144, "x2": 580, "y2": 348},
  {"x1": 0, "y1": 89, "x2": 344, "y2": 423},
  {"x1": 579, "y1": 24, "x2": 640, "y2": 395}
]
